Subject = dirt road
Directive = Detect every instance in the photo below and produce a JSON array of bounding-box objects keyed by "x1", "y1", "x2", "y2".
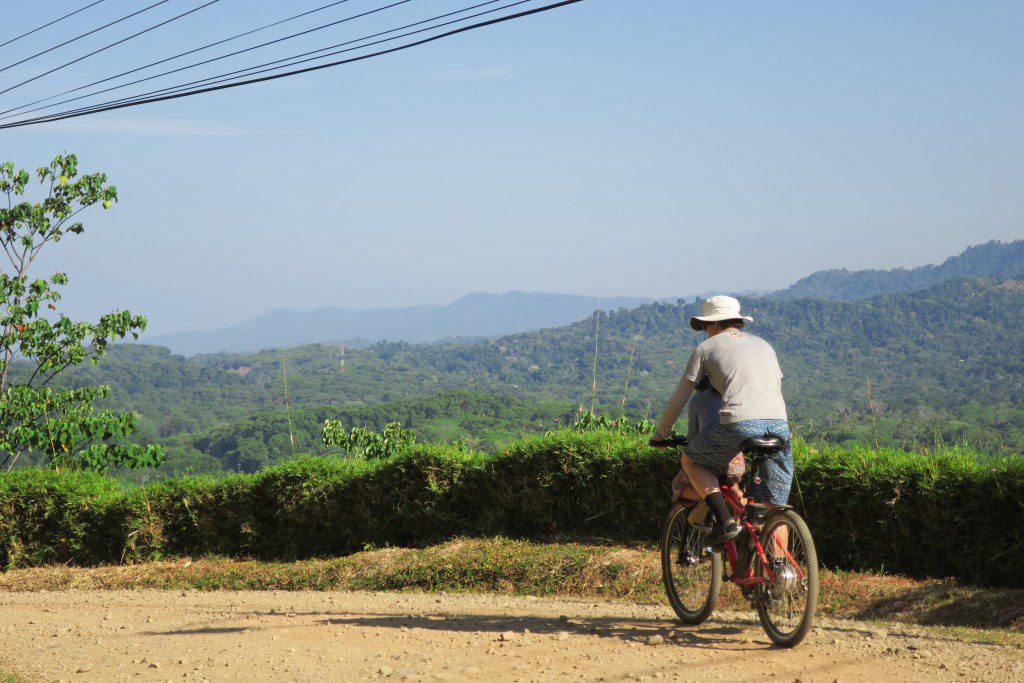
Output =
[{"x1": 0, "y1": 590, "x2": 1021, "y2": 682}]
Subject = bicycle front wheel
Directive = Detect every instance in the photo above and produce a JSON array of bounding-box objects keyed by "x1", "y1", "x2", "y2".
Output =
[
  {"x1": 661, "y1": 504, "x2": 722, "y2": 625},
  {"x1": 753, "y1": 509, "x2": 819, "y2": 647}
]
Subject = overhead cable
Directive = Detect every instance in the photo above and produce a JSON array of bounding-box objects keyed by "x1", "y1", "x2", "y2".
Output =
[
  {"x1": 1, "y1": 0, "x2": 413, "y2": 113},
  {"x1": 7, "y1": 0, "x2": 529, "y2": 123},
  {"x1": 102, "y1": 0, "x2": 535, "y2": 107},
  {"x1": 2, "y1": 0, "x2": 513, "y2": 122},
  {"x1": 0, "y1": 0, "x2": 585, "y2": 130},
  {"x1": 0, "y1": 0, "x2": 224, "y2": 97},
  {"x1": 0, "y1": 0, "x2": 174, "y2": 75},
  {"x1": 0, "y1": 0, "x2": 108, "y2": 50},
  {"x1": 0, "y1": 0, "x2": 362, "y2": 119}
]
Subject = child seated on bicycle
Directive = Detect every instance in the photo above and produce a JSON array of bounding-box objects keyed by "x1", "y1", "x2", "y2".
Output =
[{"x1": 670, "y1": 377, "x2": 745, "y2": 522}]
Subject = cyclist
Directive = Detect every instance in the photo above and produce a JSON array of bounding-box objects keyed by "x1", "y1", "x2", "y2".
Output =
[{"x1": 653, "y1": 295, "x2": 792, "y2": 545}]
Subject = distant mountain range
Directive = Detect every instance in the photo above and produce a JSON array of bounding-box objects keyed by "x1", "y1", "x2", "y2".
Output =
[
  {"x1": 142, "y1": 292, "x2": 653, "y2": 356},
  {"x1": 143, "y1": 239, "x2": 1022, "y2": 356},
  {"x1": 774, "y1": 239, "x2": 1024, "y2": 300}
]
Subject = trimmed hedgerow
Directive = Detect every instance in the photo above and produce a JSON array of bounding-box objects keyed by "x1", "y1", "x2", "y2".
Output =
[
  {"x1": 1, "y1": 433, "x2": 1022, "y2": 586},
  {"x1": 794, "y1": 444, "x2": 1024, "y2": 587}
]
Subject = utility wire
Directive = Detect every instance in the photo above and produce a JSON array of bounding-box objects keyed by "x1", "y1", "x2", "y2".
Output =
[
  {"x1": 4, "y1": 0, "x2": 518, "y2": 123},
  {"x1": 11, "y1": 0, "x2": 516, "y2": 125},
  {"x1": 2, "y1": 0, "x2": 510, "y2": 122},
  {"x1": 0, "y1": 0, "x2": 362, "y2": 119},
  {"x1": 2, "y1": 0, "x2": 583, "y2": 130},
  {"x1": 0, "y1": 0, "x2": 223, "y2": 97},
  {"x1": 128, "y1": 0, "x2": 532, "y2": 99},
  {"x1": 0, "y1": 0, "x2": 174, "y2": 75},
  {"x1": 0, "y1": 0, "x2": 416, "y2": 119},
  {"x1": 0, "y1": 0, "x2": 108, "y2": 50},
  {"x1": 0, "y1": 0, "x2": 585, "y2": 130},
  {"x1": 142, "y1": 0, "x2": 522, "y2": 95}
]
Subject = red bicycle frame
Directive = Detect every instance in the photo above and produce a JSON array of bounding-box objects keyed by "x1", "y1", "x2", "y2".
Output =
[{"x1": 718, "y1": 485, "x2": 805, "y2": 588}]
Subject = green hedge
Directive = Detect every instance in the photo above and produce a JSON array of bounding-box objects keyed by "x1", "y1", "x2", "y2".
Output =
[{"x1": 1, "y1": 432, "x2": 1022, "y2": 586}]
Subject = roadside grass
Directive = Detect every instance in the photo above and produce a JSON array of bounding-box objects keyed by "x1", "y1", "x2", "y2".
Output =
[
  {"x1": 2, "y1": 537, "x2": 1022, "y2": 639},
  {"x1": 0, "y1": 666, "x2": 25, "y2": 683}
]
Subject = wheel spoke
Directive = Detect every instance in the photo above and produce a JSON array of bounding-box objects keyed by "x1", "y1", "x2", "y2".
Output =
[
  {"x1": 662, "y1": 507, "x2": 720, "y2": 622},
  {"x1": 671, "y1": 518, "x2": 711, "y2": 609},
  {"x1": 747, "y1": 511, "x2": 818, "y2": 647}
]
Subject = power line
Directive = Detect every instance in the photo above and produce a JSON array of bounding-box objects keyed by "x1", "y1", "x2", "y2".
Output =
[
  {"x1": 0, "y1": 0, "x2": 361, "y2": 119},
  {"x1": 2, "y1": 0, "x2": 585, "y2": 130},
  {"x1": 0, "y1": 0, "x2": 585, "y2": 130},
  {"x1": 3, "y1": 0, "x2": 516, "y2": 123},
  {"x1": 0, "y1": 0, "x2": 174, "y2": 76},
  {"x1": 0, "y1": 0, "x2": 415, "y2": 116},
  {"x1": 1, "y1": 1, "x2": 510, "y2": 122},
  {"x1": 0, "y1": 0, "x2": 223, "y2": 97},
  {"x1": 137, "y1": 0, "x2": 522, "y2": 98},
  {"x1": 12, "y1": 0, "x2": 525, "y2": 126},
  {"x1": 0, "y1": 0, "x2": 108, "y2": 50}
]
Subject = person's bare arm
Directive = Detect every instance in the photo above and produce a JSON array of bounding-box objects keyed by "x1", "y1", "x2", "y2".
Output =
[{"x1": 655, "y1": 375, "x2": 697, "y2": 439}]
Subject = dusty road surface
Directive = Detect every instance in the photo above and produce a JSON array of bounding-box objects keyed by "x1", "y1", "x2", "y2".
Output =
[{"x1": 0, "y1": 590, "x2": 1021, "y2": 682}]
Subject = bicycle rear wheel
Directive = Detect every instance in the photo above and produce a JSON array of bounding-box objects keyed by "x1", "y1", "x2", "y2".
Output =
[
  {"x1": 661, "y1": 504, "x2": 722, "y2": 624},
  {"x1": 753, "y1": 509, "x2": 818, "y2": 647}
]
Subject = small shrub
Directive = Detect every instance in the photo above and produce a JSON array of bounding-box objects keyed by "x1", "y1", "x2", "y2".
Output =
[{"x1": 322, "y1": 421, "x2": 415, "y2": 459}]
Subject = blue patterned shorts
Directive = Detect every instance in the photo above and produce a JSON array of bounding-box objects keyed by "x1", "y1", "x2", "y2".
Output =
[{"x1": 685, "y1": 419, "x2": 793, "y2": 505}]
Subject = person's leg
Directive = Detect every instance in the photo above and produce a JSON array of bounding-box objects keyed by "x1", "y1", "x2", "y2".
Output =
[
  {"x1": 742, "y1": 421, "x2": 794, "y2": 557},
  {"x1": 681, "y1": 454, "x2": 735, "y2": 530},
  {"x1": 680, "y1": 454, "x2": 721, "y2": 499},
  {"x1": 670, "y1": 469, "x2": 700, "y2": 504},
  {"x1": 766, "y1": 444, "x2": 794, "y2": 558},
  {"x1": 681, "y1": 422, "x2": 745, "y2": 541},
  {"x1": 682, "y1": 454, "x2": 736, "y2": 541},
  {"x1": 745, "y1": 431, "x2": 793, "y2": 507},
  {"x1": 729, "y1": 482, "x2": 745, "y2": 503}
]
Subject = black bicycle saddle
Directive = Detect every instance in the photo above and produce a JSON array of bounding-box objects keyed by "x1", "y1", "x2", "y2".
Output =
[{"x1": 741, "y1": 435, "x2": 785, "y2": 455}]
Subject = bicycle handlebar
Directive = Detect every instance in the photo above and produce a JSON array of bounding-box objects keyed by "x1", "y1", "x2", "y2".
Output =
[{"x1": 648, "y1": 434, "x2": 688, "y2": 448}]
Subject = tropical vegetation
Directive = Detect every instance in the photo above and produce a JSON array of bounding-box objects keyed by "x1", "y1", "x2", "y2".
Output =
[
  {"x1": 2, "y1": 430, "x2": 1020, "y2": 587},
  {"x1": 39, "y1": 273, "x2": 1024, "y2": 476},
  {"x1": 0, "y1": 154, "x2": 161, "y2": 473}
]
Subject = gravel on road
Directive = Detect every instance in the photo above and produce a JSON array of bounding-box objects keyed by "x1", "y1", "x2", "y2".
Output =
[{"x1": 1, "y1": 590, "x2": 1021, "y2": 682}]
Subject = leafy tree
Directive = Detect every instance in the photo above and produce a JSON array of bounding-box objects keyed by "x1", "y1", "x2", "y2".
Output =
[
  {"x1": 562, "y1": 410, "x2": 655, "y2": 437},
  {"x1": 322, "y1": 421, "x2": 415, "y2": 459},
  {"x1": 0, "y1": 154, "x2": 163, "y2": 472}
]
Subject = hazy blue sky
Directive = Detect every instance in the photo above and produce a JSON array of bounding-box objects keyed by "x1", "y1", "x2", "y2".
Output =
[{"x1": 2, "y1": 0, "x2": 1021, "y2": 335}]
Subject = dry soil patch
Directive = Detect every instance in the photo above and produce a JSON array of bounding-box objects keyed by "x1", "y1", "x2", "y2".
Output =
[{"x1": 1, "y1": 590, "x2": 1021, "y2": 682}]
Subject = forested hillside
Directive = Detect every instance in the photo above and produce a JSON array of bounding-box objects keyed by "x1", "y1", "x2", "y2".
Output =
[
  {"x1": 49, "y1": 275, "x2": 1024, "y2": 475},
  {"x1": 776, "y1": 239, "x2": 1024, "y2": 300},
  {"x1": 169, "y1": 391, "x2": 571, "y2": 475}
]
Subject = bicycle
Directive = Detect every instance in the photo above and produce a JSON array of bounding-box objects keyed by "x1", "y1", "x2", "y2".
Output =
[{"x1": 650, "y1": 434, "x2": 819, "y2": 648}]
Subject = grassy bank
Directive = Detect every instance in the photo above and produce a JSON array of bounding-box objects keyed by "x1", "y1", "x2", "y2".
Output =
[
  {"x1": 2, "y1": 538, "x2": 1023, "y2": 636},
  {"x1": 2, "y1": 431, "x2": 1022, "y2": 586},
  {"x1": 0, "y1": 664, "x2": 25, "y2": 683}
]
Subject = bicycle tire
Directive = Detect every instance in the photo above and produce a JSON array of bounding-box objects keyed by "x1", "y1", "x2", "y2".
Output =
[
  {"x1": 753, "y1": 509, "x2": 819, "y2": 647},
  {"x1": 661, "y1": 504, "x2": 722, "y2": 625}
]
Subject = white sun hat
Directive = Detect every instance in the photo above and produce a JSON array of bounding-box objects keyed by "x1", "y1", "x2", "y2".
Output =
[{"x1": 689, "y1": 295, "x2": 754, "y2": 330}]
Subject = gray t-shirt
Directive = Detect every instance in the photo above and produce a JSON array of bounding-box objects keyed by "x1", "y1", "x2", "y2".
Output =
[
  {"x1": 687, "y1": 389, "x2": 722, "y2": 437},
  {"x1": 682, "y1": 329, "x2": 787, "y2": 424}
]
